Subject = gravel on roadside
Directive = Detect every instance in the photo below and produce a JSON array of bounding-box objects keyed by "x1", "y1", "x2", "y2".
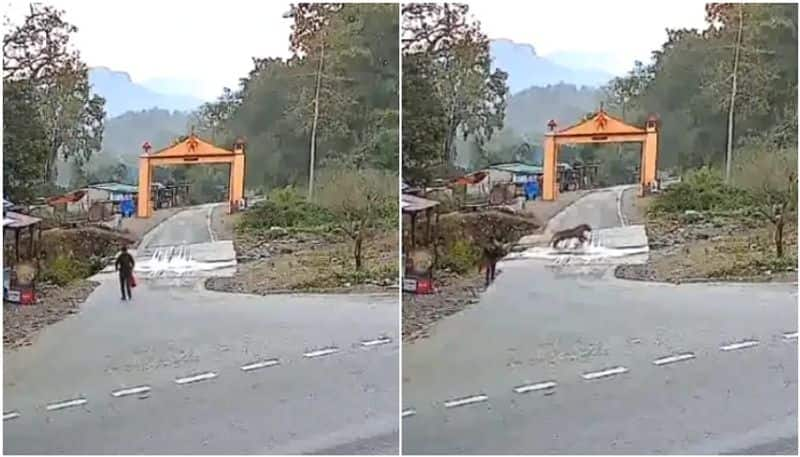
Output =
[{"x1": 4, "y1": 280, "x2": 99, "y2": 350}]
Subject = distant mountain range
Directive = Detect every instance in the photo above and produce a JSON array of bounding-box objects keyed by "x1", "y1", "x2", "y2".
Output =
[
  {"x1": 89, "y1": 67, "x2": 204, "y2": 117},
  {"x1": 489, "y1": 39, "x2": 614, "y2": 94}
]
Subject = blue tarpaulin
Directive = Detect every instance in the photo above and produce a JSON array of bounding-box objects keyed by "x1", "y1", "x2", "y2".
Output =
[{"x1": 524, "y1": 180, "x2": 539, "y2": 200}]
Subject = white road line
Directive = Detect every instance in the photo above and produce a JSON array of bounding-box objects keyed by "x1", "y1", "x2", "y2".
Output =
[
  {"x1": 175, "y1": 371, "x2": 218, "y2": 385},
  {"x1": 616, "y1": 188, "x2": 627, "y2": 227},
  {"x1": 653, "y1": 353, "x2": 695, "y2": 366},
  {"x1": 581, "y1": 366, "x2": 629, "y2": 380},
  {"x1": 3, "y1": 411, "x2": 20, "y2": 421},
  {"x1": 444, "y1": 394, "x2": 488, "y2": 408},
  {"x1": 783, "y1": 332, "x2": 798, "y2": 340},
  {"x1": 241, "y1": 359, "x2": 280, "y2": 372},
  {"x1": 361, "y1": 337, "x2": 392, "y2": 347},
  {"x1": 304, "y1": 347, "x2": 339, "y2": 358},
  {"x1": 720, "y1": 340, "x2": 760, "y2": 351},
  {"x1": 206, "y1": 205, "x2": 217, "y2": 242},
  {"x1": 402, "y1": 409, "x2": 416, "y2": 418},
  {"x1": 111, "y1": 386, "x2": 151, "y2": 398},
  {"x1": 46, "y1": 398, "x2": 87, "y2": 411},
  {"x1": 513, "y1": 381, "x2": 557, "y2": 394}
]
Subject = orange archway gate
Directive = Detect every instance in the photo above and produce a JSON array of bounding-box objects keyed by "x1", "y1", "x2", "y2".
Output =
[
  {"x1": 137, "y1": 133, "x2": 246, "y2": 218},
  {"x1": 542, "y1": 109, "x2": 659, "y2": 201}
]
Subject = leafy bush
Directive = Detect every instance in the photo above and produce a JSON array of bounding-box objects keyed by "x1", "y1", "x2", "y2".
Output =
[
  {"x1": 649, "y1": 167, "x2": 753, "y2": 215},
  {"x1": 316, "y1": 168, "x2": 398, "y2": 270},
  {"x1": 40, "y1": 255, "x2": 90, "y2": 286},
  {"x1": 439, "y1": 238, "x2": 481, "y2": 274},
  {"x1": 237, "y1": 186, "x2": 336, "y2": 232}
]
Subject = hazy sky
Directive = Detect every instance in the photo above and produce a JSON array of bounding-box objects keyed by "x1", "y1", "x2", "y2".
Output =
[
  {"x1": 5, "y1": 1, "x2": 708, "y2": 100},
  {"x1": 468, "y1": 0, "x2": 708, "y2": 75},
  {"x1": 5, "y1": 0, "x2": 293, "y2": 100}
]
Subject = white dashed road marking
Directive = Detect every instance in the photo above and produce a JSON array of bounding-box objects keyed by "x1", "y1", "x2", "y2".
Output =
[
  {"x1": 513, "y1": 381, "x2": 557, "y2": 394},
  {"x1": 783, "y1": 332, "x2": 798, "y2": 340},
  {"x1": 111, "y1": 386, "x2": 151, "y2": 398},
  {"x1": 361, "y1": 337, "x2": 392, "y2": 347},
  {"x1": 46, "y1": 398, "x2": 88, "y2": 411},
  {"x1": 581, "y1": 366, "x2": 629, "y2": 380},
  {"x1": 720, "y1": 340, "x2": 760, "y2": 351},
  {"x1": 241, "y1": 359, "x2": 280, "y2": 372},
  {"x1": 304, "y1": 347, "x2": 339, "y2": 358},
  {"x1": 653, "y1": 353, "x2": 696, "y2": 366},
  {"x1": 402, "y1": 409, "x2": 416, "y2": 418},
  {"x1": 175, "y1": 372, "x2": 218, "y2": 385},
  {"x1": 3, "y1": 411, "x2": 20, "y2": 421},
  {"x1": 444, "y1": 394, "x2": 488, "y2": 408}
]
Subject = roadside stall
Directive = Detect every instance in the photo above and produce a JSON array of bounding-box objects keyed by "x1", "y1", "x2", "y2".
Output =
[
  {"x1": 3, "y1": 211, "x2": 42, "y2": 305},
  {"x1": 401, "y1": 194, "x2": 440, "y2": 294}
]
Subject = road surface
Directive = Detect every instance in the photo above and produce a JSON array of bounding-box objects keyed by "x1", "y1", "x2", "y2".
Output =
[
  {"x1": 4, "y1": 204, "x2": 399, "y2": 454},
  {"x1": 402, "y1": 186, "x2": 797, "y2": 454}
]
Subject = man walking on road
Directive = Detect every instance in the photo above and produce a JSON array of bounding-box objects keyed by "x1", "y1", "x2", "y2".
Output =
[
  {"x1": 482, "y1": 236, "x2": 508, "y2": 287},
  {"x1": 115, "y1": 245, "x2": 135, "y2": 300}
]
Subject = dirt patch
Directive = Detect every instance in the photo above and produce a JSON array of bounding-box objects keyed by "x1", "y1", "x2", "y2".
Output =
[
  {"x1": 206, "y1": 229, "x2": 398, "y2": 294},
  {"x1": 616, "y1": 198, "x2": 798, "y2": 283},
  {"x1": 4, "y1": 279, "x2": 98, "y2": 350},
  {"x1": 210, "y1": 206, "x2": 238, "y2": 242}
]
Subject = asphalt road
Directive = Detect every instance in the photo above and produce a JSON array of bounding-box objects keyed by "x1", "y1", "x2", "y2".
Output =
[
  {"x1": 402, "y1": 186, "x2": 797, "y2": 454},
  {"x1": 4, "y1": 205, "x2": 399, "y2": 454}
]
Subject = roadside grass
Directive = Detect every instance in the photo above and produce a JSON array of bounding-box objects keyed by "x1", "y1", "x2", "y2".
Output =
[
  {"x1": 636, "y1": 167, "x2": 797, "y2": 282},
  {"x1": 227, "y1": 181, "x2": 398, "y2": 292}
]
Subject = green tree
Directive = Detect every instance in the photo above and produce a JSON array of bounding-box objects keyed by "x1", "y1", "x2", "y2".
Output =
[
  {"x1": 3, "y1": 3, "x2": 105, "y2": 183},
  {"x1": 316, "y1": 167, "x2": 397, "y2": 271},
  {"x1": 402, "y1": 54, "x2": 447, "y2": 184},
  {"x1": 402, "y1": 3, "x2": 508, "y2": 166},
  {"x1": 3, "y1": 80, "x2": 49, "y2": 202}
]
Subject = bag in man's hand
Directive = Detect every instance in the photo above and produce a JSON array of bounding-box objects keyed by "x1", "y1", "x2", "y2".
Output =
[{"x1": 130, "y1": 274, "x2": 137, "y2": 288}]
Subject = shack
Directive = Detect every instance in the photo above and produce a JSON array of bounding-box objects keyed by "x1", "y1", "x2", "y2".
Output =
[
  {"x1": 401, "y1": 193, "x2": 440, "y2": 249},
  {"x1": 402, "y1": 193, "x2": 440, "y2": 295}
]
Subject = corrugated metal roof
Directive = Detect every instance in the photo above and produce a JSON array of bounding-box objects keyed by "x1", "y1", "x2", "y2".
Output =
[
  {"x1": 3, "y1": 211, "x2": 41, "y2": 229},
  {"x1": 490, "y1": 163, "x2": 543, "y2": 175},
  {"x1": 402, "y1": 194, "x2": 440, "y2": 213},
  {"x1": 89, "y1": 182, "x2": 139, "y2": 194}
]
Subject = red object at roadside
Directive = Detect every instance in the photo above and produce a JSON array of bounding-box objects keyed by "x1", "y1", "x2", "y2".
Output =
[
  {"x1": 19, "y1": 289, "x2": 35, "y2": 305},
  {"x1": 416, "y1": 277, "x2": 433, "y2": 294}
]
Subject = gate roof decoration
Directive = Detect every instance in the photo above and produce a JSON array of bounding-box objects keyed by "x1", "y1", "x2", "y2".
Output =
[
  {"x1": 552, "y1": 109, "x2": 646, "y2": 137},
  {"x1": 141, "y1": 133, "x2": 238, "y2": 159}
]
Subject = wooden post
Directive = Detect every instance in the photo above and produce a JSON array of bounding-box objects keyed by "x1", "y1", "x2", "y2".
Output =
[
  {"x1": 28, "y1": 225, "x2": 34, "y2": 259},
  {"x1": 425, "y1": 208, "x2": 432, "y2": 245},
  {"x1": 410, "y1": 212, "x2": 417, "y2": 249}
]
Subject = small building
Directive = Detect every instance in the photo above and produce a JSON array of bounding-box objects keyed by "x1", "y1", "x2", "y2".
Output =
[
  {"x1": 86, "y1": 182, "x2": 139, "y2": 203},
  {"x1": 46, "y1": 189, "x2": 89, "y2": 213},
  {"x1": 489, "y1": 163, "x2": 544, "y2": 184}
]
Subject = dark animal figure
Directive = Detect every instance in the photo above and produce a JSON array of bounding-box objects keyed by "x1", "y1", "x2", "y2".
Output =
[{"x1": 550, "y1": 224, "x2": 592, "y2": 248}]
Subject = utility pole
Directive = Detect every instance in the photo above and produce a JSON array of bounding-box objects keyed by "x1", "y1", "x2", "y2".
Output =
[
  {"x1": 726, "y1": 4, "x2": 744, "y2": 184},
  {"x1": 308, "y1": 35, "x2": 325, "y2": 201}
]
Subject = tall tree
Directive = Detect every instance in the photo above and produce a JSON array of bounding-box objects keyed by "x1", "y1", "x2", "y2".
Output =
[
  {"x1": 3, "y1": 3, "x2": 105, "y2": 183},
  {"x1": 402, "y1": 3, "x2": 508, "y2": 169},
  {"x1": 3, "y1": 80, "x2": 49, "y2": 202}
]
